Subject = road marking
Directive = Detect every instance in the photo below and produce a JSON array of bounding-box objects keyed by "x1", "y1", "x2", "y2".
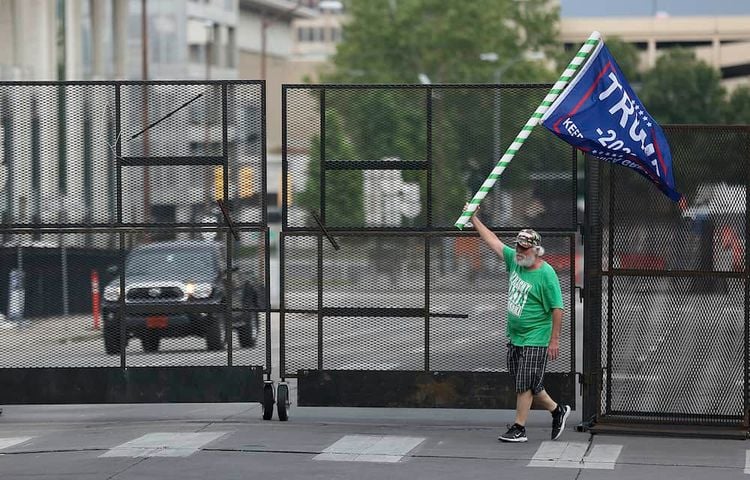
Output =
[
  {"x1": 585, "y1": 444, "x2": 623, "y2": 469},
  {"x1": 314, "y1": 435, "x2": 424, "y2": 463},
  {"x1": 529, "y1": 441, "x2": 622, "y2": 470},
  {"x1": 745, "y1": 450, "x2": 750, "y2": 474},
  {"x1": 0, "y1": 437, "x2": 32, "y2": 450},
  {"x1": 100, "y1": 432, "x2": 228, "y2": 458}
]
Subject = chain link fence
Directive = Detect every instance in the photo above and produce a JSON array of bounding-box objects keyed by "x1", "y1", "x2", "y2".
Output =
[
  {"x1": 0, "y1": 81, "x2": 268, "y2": 404},
  {"x1": 586, "y1": 125, "x2": 750, "y2": 428},
  {"x1": 281, "y1": 84, "x2": 578, "y2": 407}
]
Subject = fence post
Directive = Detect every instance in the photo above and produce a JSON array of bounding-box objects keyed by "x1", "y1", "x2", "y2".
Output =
[{"x1": 91, "y1": 269, "x2": 101, "y2": 330}]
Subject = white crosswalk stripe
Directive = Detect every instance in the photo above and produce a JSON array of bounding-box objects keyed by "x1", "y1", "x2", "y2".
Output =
[
  {"x1": 314, "y1": 435, "x2": 425, "y2": 463},
  {"x1": 0, "y1": 437, "x2": 33, "y2": 451},
  {"x1": 100, "y1": 432, "x2": 228, "y2": 458},
  {"x1": 529, "y1": 441, "x2": 622, "y2": 470}
]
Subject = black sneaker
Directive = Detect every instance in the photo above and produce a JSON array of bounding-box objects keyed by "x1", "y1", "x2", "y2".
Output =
[
  {"x1": 551, "y1": 404, "x2": 571, "y2": 440},
  {"x1": 498, "y1": 423, "x2": 527, "y2": 443}
]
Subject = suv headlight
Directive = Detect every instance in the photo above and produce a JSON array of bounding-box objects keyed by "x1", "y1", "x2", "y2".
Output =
[
  {"x1": 186, "y1": 283, "x2": 213, "y2": 299},
  {"x1": 103, "y1": 284, "x2": 121, "y2": 302}
]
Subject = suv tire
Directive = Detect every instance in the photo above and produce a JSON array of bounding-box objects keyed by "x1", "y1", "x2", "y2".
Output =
[
  {"x1": 103, "y1": 322, "x2": 120, "y2": 355},
  {"x1": 141, "y1": 335, "x2": 160, "y2": 352},
  {"x1": 238, "y1": 312, "x2": 258, "y2": 348},
  {"x1": 206, "y1": 316, "x2": 224, "y2": 351}
]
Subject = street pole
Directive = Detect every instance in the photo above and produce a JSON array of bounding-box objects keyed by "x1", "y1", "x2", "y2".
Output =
[
  {"x1": 141, "y1": 0, "x2": 151, "y2": 226},
  {"x1": 56, "y1": 0, "x2": 69, "y2": 316},
  {"x1": 56, "y1": 0, "x2": 67, "y2": 197},
  {"x1": 1, "y1": 96, "x2": 12, "y2": 228},
  {"x1": 205, "y1": 22, "x2": 213, "y2": 210},
  {"x1": 492, "y1": 68, "x2": 505, "y2": 225}
]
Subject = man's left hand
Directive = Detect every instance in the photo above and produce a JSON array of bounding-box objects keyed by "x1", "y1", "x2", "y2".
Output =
[{"x1": 548, "y1": 338, "x2": 559, "y2": 361}]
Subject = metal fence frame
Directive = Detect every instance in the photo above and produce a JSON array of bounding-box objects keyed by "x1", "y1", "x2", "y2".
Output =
[
  {"x1": 582, "y1": 125, "x2": 750, "y2": 436},
  {"x1": 280, "y1": 83, "x2": 579, "y2": 409},
  {"x1": 0, "y1": 80, "x2": 271, "y2": 405}
]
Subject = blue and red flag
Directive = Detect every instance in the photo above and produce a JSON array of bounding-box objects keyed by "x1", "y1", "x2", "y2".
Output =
[{"x1": 541, "y1": 40, "x2": 681, "y2": 202}]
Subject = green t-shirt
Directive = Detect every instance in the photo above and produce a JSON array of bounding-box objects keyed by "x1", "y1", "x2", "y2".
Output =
[{"x1": 503, "y1": 245, "x2": 564, "y2": 347}]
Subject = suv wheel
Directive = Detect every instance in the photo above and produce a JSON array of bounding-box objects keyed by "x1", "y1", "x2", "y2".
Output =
[
  {"x1": 205, "y1": 316, "x2": 224, "y2": 351},
  {"x1": 237, "y1": 312, "x2": 258, "y2": 348},
  {"x1": 141, "y1": 335, "x2": 160, "y2": 352},
  {"x1": 103, "y1": 322, "x2": 120, "y2": 355}
]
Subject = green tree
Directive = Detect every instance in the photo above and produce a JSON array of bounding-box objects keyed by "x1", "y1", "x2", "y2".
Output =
[
  {"x1": 297, "y1": 109, "x2": 364, "y2": 227},
  {"x1": 328, "y1": 0, "x2": 559, "y2": 84},
  {"x1": 313, "y1": 0, "x2": 563, "y2": 228},
  {"x1": 724, "y1": 85, "x2": 750, "y2": 124},
  {"x1": 639, "y1": 49, "x2": 726, "y2": 124},
  {"x1": 604, "y1": 36, "x2": 641, "y2": 83}
]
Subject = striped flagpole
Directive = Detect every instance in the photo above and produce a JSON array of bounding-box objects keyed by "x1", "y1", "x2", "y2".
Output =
[{"x1": 454, "y1": 30, "x2": 601, "y2": 230}]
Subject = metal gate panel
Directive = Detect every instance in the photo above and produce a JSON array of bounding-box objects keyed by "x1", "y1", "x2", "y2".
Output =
[
  {"x1": 282, "y1": 84, "x2": 578, "y2": 409},
  {"x1": 584, "y1": 125, "x2": 750, "y2": 433},
  {"x1": 0, "y1": 81, "x2": 269, "y2": 405}
]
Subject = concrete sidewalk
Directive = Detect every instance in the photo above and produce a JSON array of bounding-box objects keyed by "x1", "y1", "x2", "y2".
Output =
[
  {"x1": 0, "y1": 395, "x2": 748, "y2": 480},
  {"x1": 0, "y1": 315, "x2": 100, "y2": 349}
]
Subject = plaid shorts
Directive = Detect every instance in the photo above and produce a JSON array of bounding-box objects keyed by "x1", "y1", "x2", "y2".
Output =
[{"x1": 507, "y1": 343, "x2": 549, "y2": 394}]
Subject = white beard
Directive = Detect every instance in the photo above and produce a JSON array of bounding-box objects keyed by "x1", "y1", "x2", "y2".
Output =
[{"x1": 516, "y1": 254, "x2": 535, "y2": 267}]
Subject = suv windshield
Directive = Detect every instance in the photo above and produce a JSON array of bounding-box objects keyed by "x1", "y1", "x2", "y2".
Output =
[{"x1": 125, "y1": 247, "x2": 217, "y2": 279}]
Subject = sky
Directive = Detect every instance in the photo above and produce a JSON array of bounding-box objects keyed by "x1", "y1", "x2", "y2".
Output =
[{"x1": 559, "y1": 0, "x2": 750, "y2": 17}]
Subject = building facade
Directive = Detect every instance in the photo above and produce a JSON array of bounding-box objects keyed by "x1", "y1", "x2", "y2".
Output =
[{"x1": 0, "y1": 0, "x2": 246, "y2": 235}]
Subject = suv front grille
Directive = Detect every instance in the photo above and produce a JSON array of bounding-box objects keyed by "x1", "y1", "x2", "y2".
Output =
[{"x1": 126, "y1": 286, "x2": 184, "y2": 301}]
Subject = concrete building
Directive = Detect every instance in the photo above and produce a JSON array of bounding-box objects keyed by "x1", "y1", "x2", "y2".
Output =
[
  {"x1": 236, "y1": 0, "x2": 316, "y2": 212},
  {"x1": 0, "y1": 0, "x2": 246, "y2": 236},
  {"x1": 0, "y1": 0, "x2": 239, "y2": 82},
  {"x1": 285, "y1": 4, "x2": 750, "y2": 90},
  {"x1": 561, "y1": 16, "x2": 750, "y2": 90}
]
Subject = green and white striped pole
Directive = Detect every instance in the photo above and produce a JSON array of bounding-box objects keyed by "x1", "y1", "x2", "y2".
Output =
[{"x1": 454, "y1": 30, "x2": 601, "y2": 230}]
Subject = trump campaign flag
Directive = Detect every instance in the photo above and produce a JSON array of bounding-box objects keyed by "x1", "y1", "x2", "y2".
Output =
[{"x1": 541, "y1": 39, "x2": 682, "y2": 202}]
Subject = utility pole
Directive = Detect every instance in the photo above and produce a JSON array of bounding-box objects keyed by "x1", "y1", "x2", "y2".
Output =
[
  {"x1": 56, "y1": 0, "x2": 66, "y2": 197},
  {"x1": 204, "y1": 21, "x2": 214, "y2": 209},
  {"x1": 141, "y1": 0, "x2": 151, "y2": 226}
]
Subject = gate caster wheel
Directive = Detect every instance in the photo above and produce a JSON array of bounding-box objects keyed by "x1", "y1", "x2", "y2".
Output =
[
  {"x1": 262, "y1": 381, "x2": 275, "y2": 420},
  {"x1": 277, "y1": 383, "x2": 290, "y2": 421}
]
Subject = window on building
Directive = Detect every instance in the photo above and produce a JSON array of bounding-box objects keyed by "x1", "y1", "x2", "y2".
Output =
[
  {"x1": 298, "y1": 27, "x2": 315, "y2": 42},
  {"x1": 189, "y1": 44, "x2": 205, "y2": 64},
  {"x1": 331, "y1": 27, "x2": 341, "y2": 42},
  {"x1": 316, "y1": 27, "x2": 326, "y2": 42}
]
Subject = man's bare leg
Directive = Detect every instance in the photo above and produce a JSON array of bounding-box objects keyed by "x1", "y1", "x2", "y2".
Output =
[
  {"x1": 534, "y1": 389, "x2": 558, "y2": 412},
  {"x1": 514, "y1": 390, "x2": 534, "y2": 425}
]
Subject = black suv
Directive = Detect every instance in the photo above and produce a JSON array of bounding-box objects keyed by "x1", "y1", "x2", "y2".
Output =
[{"x1": 101, "y1": 240, "x2": 262, "y2": 354}]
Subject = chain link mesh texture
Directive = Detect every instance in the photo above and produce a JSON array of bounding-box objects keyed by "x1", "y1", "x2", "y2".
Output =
[
  {"x1": 597, "y1": 126, "x2": 750, "y2": 425},
  {"x1": 282, "y1": 85, "x2": 577, "y2": 379},
  {"x1": 0, "y1": 81, "x2": 268, "y2": 372}
]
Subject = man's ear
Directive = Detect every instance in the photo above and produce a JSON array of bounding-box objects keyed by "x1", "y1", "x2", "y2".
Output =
[{"x1": 536, "y1": 246, "x2": 545, "y2": 256}]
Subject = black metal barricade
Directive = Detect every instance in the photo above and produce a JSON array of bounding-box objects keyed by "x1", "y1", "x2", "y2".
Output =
[
  {"x1": 0, "y1": 81, "x2": 271, "y2": 409},
  {"x1": 281, "y1": 84, "x2": 579, "y2": 409},
  {"x1": 583, "y1": 125, "x2": 750, "y2": 436}
]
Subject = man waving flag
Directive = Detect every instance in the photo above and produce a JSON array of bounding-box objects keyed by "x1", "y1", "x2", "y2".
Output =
[{"x1": 540, "y1": 39, "x2": 681, "y2": 202}]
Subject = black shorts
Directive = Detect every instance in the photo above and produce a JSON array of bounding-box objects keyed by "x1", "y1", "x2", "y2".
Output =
[{"x1": 507, "y1": 343, "x2": 549, "y2": 394}]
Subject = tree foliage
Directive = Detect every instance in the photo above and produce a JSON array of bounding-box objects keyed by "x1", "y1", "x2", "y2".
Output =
[
  {"x1": 327, "y1": 0, "x2": 560, "y2": 84},
  {"x1": 301, "y1": 0, "x2": 563, "y2": 228},
  {"x1": 724, "y1": 86, "x2": 750, "y2": 124},
  {"x1": 639, "y1": 49, "x2": 726, "y2": 124},
  {"x1": 604, "y1": 36, "x2": 641, "y2": 83},
  {"x1": 297, "y1": 2, "x2": 750, "y2": 228}
]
